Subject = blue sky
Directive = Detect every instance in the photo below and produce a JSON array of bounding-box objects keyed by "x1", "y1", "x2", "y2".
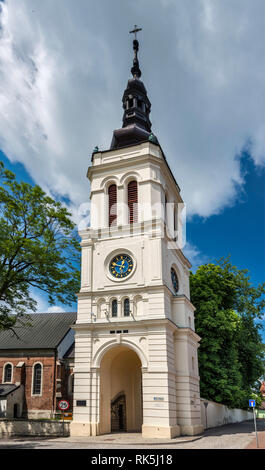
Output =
[
  {"x1": 0, "y1": 1, "x2": 264, "y2": 334},
  {"x1": 187, "y1": 152, "x2": 265, "y2": 286}
]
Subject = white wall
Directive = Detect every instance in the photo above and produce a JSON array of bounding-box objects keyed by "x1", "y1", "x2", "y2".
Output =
[
  {"x1": 200, "y1": 398, "x2": 252, "y2": 429},
  {"x1": 1, "y1": 387, "x2": 24, "y2": 419},
  {"x1": 0, "y1": 399, "x2": 7, "y2": 418}
]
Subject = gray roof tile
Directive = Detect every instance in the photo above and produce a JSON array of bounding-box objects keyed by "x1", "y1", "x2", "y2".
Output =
[{"x1": 0, "y1": 312, "x2": 77, "y2": 350}]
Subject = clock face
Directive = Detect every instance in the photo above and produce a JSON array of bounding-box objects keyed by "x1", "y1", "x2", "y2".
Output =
[
  {"x1": 109, "y1": 254, "x2": 134, "y2": 279},
  {"x1": 171, "y1": 268, "x2": 179, "y2": 294}
]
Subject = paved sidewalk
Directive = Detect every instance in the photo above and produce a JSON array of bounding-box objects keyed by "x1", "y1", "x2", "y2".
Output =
[
  {"x1": 245, "y1": 429, "x2": 265, "y2": 449},
  {"x1": 0, "y1": 420, "x2": 263, "y2": 449}
]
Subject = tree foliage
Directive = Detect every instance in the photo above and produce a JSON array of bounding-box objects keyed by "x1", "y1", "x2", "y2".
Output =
[
  {"x1": 190, "y1": 258, "x2": 265, "y2": 409},
  {"x1": 0, "y1": 161, "x2": 81, "y2": 331}
]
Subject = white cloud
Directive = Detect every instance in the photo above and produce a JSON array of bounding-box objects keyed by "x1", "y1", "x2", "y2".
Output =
[
  {"x1": 183, "y1": 241, "x2": 210, "y2": 272},
  {"x1": 28, "y1": 289, "x2": 67, "y2": 314},
  {"x1": 46, "y1": 305, "x2": 66, "y2": 314},
  {"x1": 0, "y1": 0, "x2": 264, "y2": 219}
]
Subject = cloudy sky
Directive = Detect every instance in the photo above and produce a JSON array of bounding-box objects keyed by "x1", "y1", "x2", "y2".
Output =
[{"x1": 0, "y1": 0, "x2": 264, "y2": 316}]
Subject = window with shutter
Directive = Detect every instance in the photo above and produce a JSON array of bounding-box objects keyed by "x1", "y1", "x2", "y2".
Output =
[
  {"x1": 108, "y1": 184, "x2": 117, "y2": 227},
  {"x1": 128, "y1": 180, "x2": 138, "y2": 223}
]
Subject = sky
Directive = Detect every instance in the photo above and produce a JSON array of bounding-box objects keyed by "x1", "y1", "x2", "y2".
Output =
[{"x1": 0, "y1": 0, "x2": 264, "y2": 325}]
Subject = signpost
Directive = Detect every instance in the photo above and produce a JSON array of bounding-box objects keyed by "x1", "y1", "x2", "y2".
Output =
[
  {"x1": 58, "y1": 400, "x2": 70, "y2": 436},
  {"x1": 249, "y1": 399, "x2": 259, "y2": 448}
]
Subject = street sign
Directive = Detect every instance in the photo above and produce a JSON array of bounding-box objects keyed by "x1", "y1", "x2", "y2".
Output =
[
  {"x1": 249, "y1": 399, "x2": 259, "y2": 448},
  {"x1": 58, "y1": 400, "x2": 70, "y2": 411},
  {"x1": 58, "y1": 400, "x2": 70, "y2": 437}
]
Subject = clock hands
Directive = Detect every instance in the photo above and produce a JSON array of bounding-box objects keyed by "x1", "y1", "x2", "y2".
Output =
[
  {"x1": 110, "y1": 255, "x2": 133, "y2": 278},
  {"x1": 112, "y1": 259, "x2": 126, "y2": 271},
  {"x1": 119, "y1": 259, "x2": 126, "y2": 271}
]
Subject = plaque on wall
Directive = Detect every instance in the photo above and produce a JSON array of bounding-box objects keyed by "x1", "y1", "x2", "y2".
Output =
[{"x1": 76, "y1": 400, "x2": 87, "y2": 407}]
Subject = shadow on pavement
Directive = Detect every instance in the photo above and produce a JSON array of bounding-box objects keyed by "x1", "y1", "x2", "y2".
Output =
[{"x1": 202, "y1": 419, "x2": 265, "y2": 438}]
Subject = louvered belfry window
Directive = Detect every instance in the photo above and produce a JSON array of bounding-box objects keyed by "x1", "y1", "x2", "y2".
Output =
[
  {"x1": 108, "y1": 184, "x2": 117, "y2": 227},
  {"x1": 128, "y1": 180, "x2": 138, "y2": 223}
]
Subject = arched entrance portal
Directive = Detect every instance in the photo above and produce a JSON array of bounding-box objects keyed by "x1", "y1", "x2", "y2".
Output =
[{"x1": 99, "y1": 345, "x2": 142, "y2": 434}]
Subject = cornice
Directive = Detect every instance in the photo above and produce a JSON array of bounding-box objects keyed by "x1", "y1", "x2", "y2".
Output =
[
  {"x1": 72, "y1": 316, "x2": 178, "y2": 332},
  {"x1": 88, "y1": 143, "x2": 182, "y2": 198}
]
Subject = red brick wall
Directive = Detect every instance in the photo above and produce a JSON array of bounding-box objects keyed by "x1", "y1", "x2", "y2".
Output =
[{"x1": 0, "y1": 354, "x2": 56, "y2": 415}]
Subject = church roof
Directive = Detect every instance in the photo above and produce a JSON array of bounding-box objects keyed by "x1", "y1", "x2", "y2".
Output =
[
  {"x1": 0, "y1": 384, "x2": 20, "y2": 397},
  {"x1": 0, "y1": 312, "x2": 77, "y2": 350},
  {"x1": 63, "y1": 342, "x2": 75, "y2": 359}
]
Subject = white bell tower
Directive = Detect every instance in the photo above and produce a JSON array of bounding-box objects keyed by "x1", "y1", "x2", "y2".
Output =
[{"x1": 71, "y1": 30, "x2": 204, "y2": 438}]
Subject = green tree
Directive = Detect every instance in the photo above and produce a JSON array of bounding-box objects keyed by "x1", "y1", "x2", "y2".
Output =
[
  {"x1": 190, "y1": 258, "x2": 265, "y2": 409},
  {"x1": 0, "y1": 161, "x2": 81, "y2": 331}
]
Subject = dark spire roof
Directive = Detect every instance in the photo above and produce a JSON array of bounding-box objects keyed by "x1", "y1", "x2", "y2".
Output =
[{"x1": 110, "y1": 32, "x2": 158, "y2": 150}]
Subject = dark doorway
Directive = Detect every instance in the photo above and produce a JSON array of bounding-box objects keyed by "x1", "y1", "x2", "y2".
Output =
[{"x1": 111, "y1": 393, "x2": 126, "y2": 432}]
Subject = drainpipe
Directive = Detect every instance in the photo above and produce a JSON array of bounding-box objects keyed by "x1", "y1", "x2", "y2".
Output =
[{"x1": 52, "y1": 348, "x2": 57, "y2": 417}]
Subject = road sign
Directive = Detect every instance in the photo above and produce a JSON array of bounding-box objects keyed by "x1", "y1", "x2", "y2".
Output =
[
  {"x1": 58, "y1": 400, "x2": 70, "y2": 411},
  {"x1": 58, "y1": 400, "x2": 70, "y2": 437},
  {"x1": 249, "y1": 399, "x2": 259, "y2": 448}
]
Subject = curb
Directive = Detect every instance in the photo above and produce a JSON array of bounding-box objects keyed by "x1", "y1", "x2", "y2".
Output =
[{"x1": 52, "y1": 435, "x2": 204, "y2": 446}]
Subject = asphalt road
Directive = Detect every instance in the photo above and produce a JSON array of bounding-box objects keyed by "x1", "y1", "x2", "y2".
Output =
[{"x1": 0, "y1": 419, "x2": 264, "y2": 450}]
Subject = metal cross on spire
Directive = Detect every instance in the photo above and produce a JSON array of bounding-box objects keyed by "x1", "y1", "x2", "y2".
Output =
[{"x1": 129, "y1": 25, "x2": 142, "y2": 39}]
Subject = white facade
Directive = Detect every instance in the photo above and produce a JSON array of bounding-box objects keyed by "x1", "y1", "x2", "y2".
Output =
[{"x1": 70, "y1": 141, "x2": 204, "y2": 438}]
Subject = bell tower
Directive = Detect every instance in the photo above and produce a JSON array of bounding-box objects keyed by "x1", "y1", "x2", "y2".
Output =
[{"x1": 71, "y1": 29, "x2": 204, "y2": 439}]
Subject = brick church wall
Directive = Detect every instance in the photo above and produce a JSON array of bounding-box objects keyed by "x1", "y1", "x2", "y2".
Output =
[
  {"x1": 0, "y1": 353, "x2": 56, "y2": 418},
  {"x1": 0, "y1": 351, "x2": 74, "y2": 418}
]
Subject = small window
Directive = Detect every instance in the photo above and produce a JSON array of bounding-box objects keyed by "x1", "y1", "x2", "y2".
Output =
[
  {"x1": 33, "y1": 364, "x2": 42, "y2": 395},
  {"x1": 137, "y1": 99, "x2": 142, "y2": 109},
  {"x1": 4, "y1": 364, "x2": 12, "y2": 383},
  {"x1": 124, "y1": 298, "x2": 130, "y2": 317},
  {"x1": 128, "y1": 98, "x2": 134, "y2": 108},
  {"x1": 112, "y1": 299, "x2": 118, "y2": 317}
]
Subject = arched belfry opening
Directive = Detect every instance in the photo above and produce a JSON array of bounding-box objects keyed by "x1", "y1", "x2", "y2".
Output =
[{"x1": 99, "y1": 345, "x2": 143, "y2": 434}]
